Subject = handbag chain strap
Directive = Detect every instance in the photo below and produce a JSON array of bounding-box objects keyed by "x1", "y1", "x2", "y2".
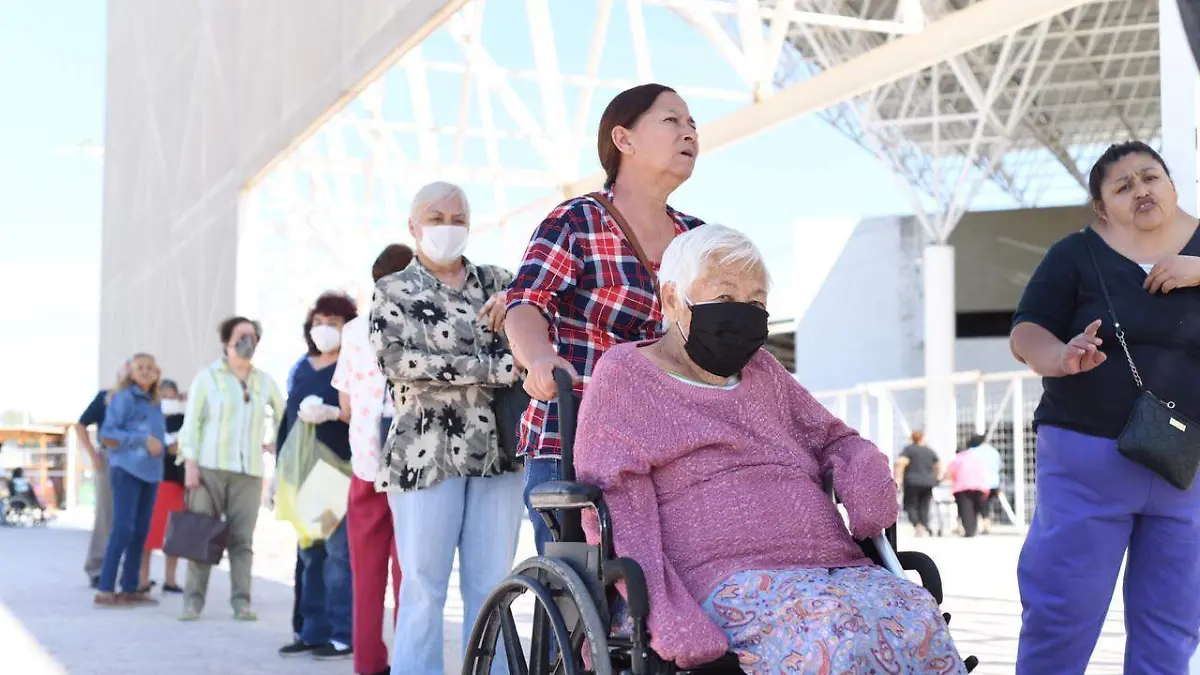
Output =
[{"x1": 1083, "y1": 231, "x2": 1163, "y2": 401}]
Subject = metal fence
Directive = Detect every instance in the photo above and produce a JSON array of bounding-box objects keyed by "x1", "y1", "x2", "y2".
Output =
[{"x1": 812, "y1": 369, "x2": 1041, "y2": 526}]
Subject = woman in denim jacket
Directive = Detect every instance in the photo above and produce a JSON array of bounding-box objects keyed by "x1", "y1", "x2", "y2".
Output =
[{"x1": 96, "y1": 353, "x2": 166, "y2": 608}]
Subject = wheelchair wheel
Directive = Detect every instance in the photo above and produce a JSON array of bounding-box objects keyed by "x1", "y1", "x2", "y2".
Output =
[{"x1": 463, "y1": 556, "x2": 612, "y2": 675}]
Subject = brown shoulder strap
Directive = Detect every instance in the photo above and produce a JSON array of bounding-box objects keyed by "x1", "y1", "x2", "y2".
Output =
[{"x1": 587, "y1": 192, "x2": 660, "y2": 296}]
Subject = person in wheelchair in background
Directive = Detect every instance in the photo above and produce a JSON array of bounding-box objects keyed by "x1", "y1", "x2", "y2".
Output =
[
  {"x1": 4, "y1": 467, "x2": 48, "y2": 524},
  {"x1": 573, "y1": 225, "x2": 966, "y2": 673}
]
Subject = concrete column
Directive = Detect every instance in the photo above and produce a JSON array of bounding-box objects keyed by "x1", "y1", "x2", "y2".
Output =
[
  {"x1": 923, "y1": 244, "x2": 957, "y2": 463},
  {"x1": 1160, "y1": 0, "x2": 1200, "y2": 215}
]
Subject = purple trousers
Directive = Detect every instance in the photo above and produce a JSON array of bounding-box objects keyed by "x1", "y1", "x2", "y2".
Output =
[{"x1": 1017, "y1": 425, "x2": 1200, "y2": 674}]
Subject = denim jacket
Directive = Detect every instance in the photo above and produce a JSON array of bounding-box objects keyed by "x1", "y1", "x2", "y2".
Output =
[{"x1": 100, "y1": 386, "x2": 166, "y2": 483}]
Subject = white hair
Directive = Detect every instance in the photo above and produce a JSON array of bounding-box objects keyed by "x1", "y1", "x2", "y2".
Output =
[
  {"x1": 658, "y1": 224, "x2": 771, "y2": 298},
  {"x1": 410, "y1": 181, "x2": 470, "y2": 220}
]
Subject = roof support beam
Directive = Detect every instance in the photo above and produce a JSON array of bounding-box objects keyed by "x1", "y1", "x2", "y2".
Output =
[{"x1": 562, "y1": 0, "x2": 1095, "y2": 196}]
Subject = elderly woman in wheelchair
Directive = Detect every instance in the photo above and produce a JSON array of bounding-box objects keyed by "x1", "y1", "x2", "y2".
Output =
[{"x1": 465, "y1": 225, "x2": 970, "y2": 675}]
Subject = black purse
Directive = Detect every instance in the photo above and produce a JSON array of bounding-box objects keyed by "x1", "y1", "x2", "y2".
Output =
[
  {"x1": 477, "y1": 265, "x2": 529, "y2": 461},
  {"x1": 1085, "y1": 236, "x2": 1200, "y2": 489},
  {"x1": 163, "y1": 478, "x2": 229, "y2": 565}
]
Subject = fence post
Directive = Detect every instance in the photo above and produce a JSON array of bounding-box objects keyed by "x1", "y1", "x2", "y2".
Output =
[
  {"x1": 859, "y1": 391, "x2": 873, "y2": 443},
  {"x1": 975, "y1": 378, "x2": 987, "y2": 436},
  {"x1": 1012, "y1": 375, "x2": 1028, "y2": 526},
  {"x1": 876, "y1": 390, "x2": 896, "y2": 462}
]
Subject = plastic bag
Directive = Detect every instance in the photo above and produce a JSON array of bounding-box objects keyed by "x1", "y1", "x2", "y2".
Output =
[{"x1": 275, "y1": 421, "x2": 352, "y2": 547}]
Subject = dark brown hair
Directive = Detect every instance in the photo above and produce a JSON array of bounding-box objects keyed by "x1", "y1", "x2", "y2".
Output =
[
  {"x1": 218, "y1": 316, "x2": 261, "y2": 346},
  {"x1": 1088, "y1": 141, "x2": 1171, "y2": 203},
  {"x1": 372, "y1": 243, "x2": 414, "y2": 282},
  {"x1": 304, "y1": 291, "x2": 358, "y2": 355},
  {"x1": 598, "y1": 83, "x2": 677, "y2": 189}
]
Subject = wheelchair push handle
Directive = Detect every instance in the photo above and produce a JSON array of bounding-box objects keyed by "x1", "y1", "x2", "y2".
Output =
[{"x1": 553, "y1": 368, "x2": 580, "y2": 482}]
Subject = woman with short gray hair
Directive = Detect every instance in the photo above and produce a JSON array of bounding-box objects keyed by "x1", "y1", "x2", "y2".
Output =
[
  {"x1": 369, "y1": 180, "x2": 522, "y2": 674},
  {"x1": 573, "y1": 225, "x2": 967, "y2": 672}
]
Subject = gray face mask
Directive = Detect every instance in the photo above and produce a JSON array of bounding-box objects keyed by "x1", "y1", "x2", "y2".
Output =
[{"x1": 233, "y1": 335, "x2": 256, "y2": 360}]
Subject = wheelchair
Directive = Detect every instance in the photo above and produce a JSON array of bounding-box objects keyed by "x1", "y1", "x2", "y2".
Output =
[{"x1": 463, "y1": 371, "x2": 979, "y2": 674}]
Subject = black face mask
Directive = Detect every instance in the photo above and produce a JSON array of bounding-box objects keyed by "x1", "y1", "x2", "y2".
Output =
[{"x1": 681, "y1": 301, "x2": 770, "y2": 377}]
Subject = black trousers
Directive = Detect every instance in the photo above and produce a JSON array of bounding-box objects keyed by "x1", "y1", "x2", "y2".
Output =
[
  {"x1": 955, "y1": 490, "x2": 987, "y2": 537},
  {"x1": 902, "y1": 485, "x2": 934, "y2": 531}
]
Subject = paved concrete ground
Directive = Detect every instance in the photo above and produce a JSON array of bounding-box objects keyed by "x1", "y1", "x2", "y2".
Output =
[{"x1": 1, "y1": 511, "x2": 1130, "y2": 674}]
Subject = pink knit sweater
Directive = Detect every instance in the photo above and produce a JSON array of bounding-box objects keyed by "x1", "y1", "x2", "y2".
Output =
[{"x1": 575, "y1": 343, "x2": 899, "y2": 668}]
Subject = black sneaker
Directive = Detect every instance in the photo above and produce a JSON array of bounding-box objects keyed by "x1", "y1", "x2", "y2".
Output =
[
  {"x1": 312, "y1": 643, "x2": 353, "y2": 661},
  {"x1": 278, "y1": 641, "x2": 319, "y2": 657}
]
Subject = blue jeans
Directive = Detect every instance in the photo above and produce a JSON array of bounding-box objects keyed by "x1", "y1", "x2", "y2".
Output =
[
  {"x1": 98, "y1": 467, "x2": 158, "y2": 593},
  {"x1": 523, "y1": 457, "x2": 562, "y2": 554},
  {"x1": 298, "y1": 519, "x2": 352, "y2": 646},
  {"x1": 388, "y1": 472, "x2": 524, "y2": 675}
]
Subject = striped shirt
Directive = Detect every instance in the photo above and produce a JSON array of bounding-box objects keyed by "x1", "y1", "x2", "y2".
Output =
[{"x1": 179, "y1": 359, "x2": 285, "y2": 477}]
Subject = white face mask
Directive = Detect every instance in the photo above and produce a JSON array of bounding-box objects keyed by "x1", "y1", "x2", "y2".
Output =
[
  {"x1": 420, "y1": 225, "x2": 469, "y2": 264},
  {"x1": 160, "y1": 399, "x2": 186, "y2": 416},
  {"x1": 310, "y1": 324, "x2": 342, "y2": 353}
]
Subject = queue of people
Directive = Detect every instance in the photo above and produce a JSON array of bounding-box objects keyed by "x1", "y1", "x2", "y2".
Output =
[{"x1": 67, "y1": 83, "x2": 1200, "y2": 674}]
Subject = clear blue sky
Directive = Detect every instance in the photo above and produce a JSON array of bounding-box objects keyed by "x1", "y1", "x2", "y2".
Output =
[
  {"x1": 1, "y1": 1, "x2": 1066, "y2": 421},
  {"x1": 0, "y1": 1, "x2": 106, "y2": 422}
]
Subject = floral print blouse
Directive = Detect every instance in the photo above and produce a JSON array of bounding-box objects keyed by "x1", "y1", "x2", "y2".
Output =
[{"x1": 369, "y1": 258, "x2": 520, "y2": 492}]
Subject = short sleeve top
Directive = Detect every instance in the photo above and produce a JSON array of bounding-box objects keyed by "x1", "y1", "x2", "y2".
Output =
[{"x1": 1013, "y1": 226, "x2": 1200, "y2": 438}]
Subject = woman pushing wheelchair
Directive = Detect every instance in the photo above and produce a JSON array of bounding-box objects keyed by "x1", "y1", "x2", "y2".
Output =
[{"x1": 573, "y1": 225, "x2": 967, "y2": 673}]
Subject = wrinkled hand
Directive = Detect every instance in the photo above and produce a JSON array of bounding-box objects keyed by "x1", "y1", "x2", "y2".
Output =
[
  {"x1": 1144, "y1": 255, "x2": 1200, "y2": 294},
  {"x1": 1060, "y1": 318, "x2": 1107, "y2": 376},
  {"x1": 146, "y1": 435, "x2": 163, "y2": 457},
  {"x1": 477, "y1": 292, "x2": 507, "y2": 333},
  {"x1": 523, "y1": 355, "x2": 580, "y2": 401},
  {"x1": 184, "y1": 459, "x2": 200, "y2": 489}
]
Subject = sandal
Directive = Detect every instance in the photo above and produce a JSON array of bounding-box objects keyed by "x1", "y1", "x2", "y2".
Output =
[
  {"x1": 233, "y1": 607, "x2": 258, "y2": 622},
  {"x1": 162, "y1": 583, "x2": 183, "y2": 594},
  {"x1": 123, "y1": 592, "x2": 160, "y2": 607},
  {"x1": 178, "y1": 607, "x2": 201, "y2": 622},
  {"x1": 94, "y1": 592, "x2": 132, "y2": 609}
]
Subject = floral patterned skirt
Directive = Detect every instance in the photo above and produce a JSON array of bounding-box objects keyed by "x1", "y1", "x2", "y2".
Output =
[{"x1": 702, "y1": 566, "x2": 966, "y2": 674}]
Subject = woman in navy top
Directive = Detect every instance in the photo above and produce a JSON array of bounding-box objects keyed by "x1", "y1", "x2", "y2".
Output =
[
  {"x1": 276, "y1": 292, "x2": 356, "y2": 660},
  {"x1": 1010, "y1": 141, "x2": 1200, "y2": 673},
  {"x1": 96, "y1": 353, "x2": 166, "y2": 608}
]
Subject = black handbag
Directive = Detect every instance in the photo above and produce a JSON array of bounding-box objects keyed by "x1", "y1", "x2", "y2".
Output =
[
  {"x1": 1085, "y1": 236, "x2": 1200, "y2": 489},
  {"x1": 163, "y1": 477, "x2": 229, "y2": 565},
  {"x1": 477, "y1": 265, "x2": 531, "y2": 460}
]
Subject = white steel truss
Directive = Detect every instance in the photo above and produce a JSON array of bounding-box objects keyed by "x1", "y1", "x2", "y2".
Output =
[
  {"x1": 248, "y1": 0, "x2": 763, "y2": 238},
  {"x1": 770, "y1": 0, "x2": 1160, "y2": 241},
  {"x1": 249, "y1": 0, "x2": 1164, "y2": 249}
]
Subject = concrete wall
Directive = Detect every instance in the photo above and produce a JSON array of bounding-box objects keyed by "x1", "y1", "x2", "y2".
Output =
[
  {"x1": 794, "y1": 205, "x2": 1087, "y2": 391},
  {"x1": 100, "y1": 0, "x2": 462, "y2": 385},
  {"x1": 794, "y1": 214, "x2": 924, "y2": 391}
]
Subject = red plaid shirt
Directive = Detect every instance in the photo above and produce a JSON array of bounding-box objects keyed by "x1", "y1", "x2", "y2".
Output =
[{"x1": 505, "y1": 190, "x2": 704, "y2": 458}]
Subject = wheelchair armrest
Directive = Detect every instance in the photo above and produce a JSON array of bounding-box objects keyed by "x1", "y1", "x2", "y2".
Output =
[
  {"x1": 603, "y1": 557, "x2": 650, "y2": 620},
  {"x1": 529, "y1": 480, "x2": 602, "y2": 511},
  {"x1": 896, "y1": 550, "x2": 943, "y2": 604}
]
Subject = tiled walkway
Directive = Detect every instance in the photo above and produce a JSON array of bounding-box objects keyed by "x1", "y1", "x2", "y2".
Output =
[{"x1": 0, "y1": 511, "x2": 1132, "y2": 674}]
